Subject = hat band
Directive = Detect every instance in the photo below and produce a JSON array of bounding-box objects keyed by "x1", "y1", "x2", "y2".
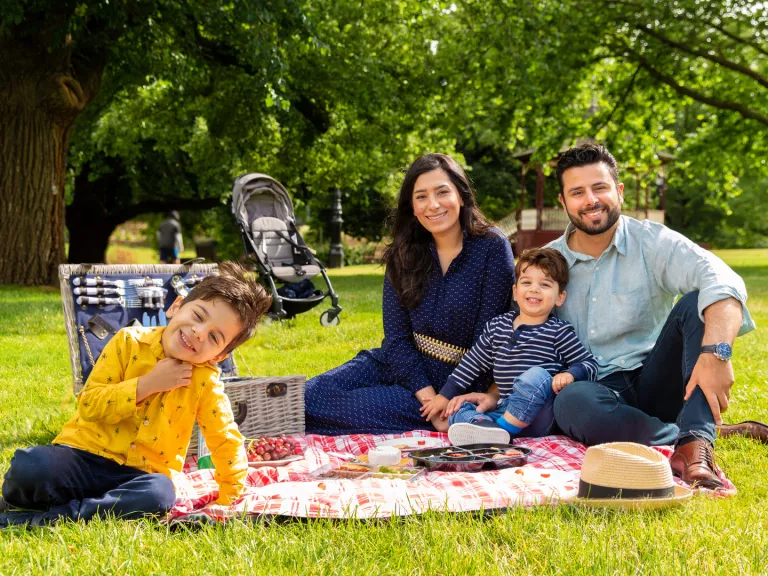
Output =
[{"x1": 578, "y1": 480, "x2": 674, "y2": 500}]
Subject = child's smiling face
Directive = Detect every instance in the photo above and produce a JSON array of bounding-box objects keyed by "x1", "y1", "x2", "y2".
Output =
[
  {"x1": 161, "y1": 297, "x2": 242, "y2": 364},
  {"x1": 513, "y1": 264, "x2": 566, "y2": 320}
]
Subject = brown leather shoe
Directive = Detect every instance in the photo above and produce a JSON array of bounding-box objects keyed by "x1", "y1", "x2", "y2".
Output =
[
  {"x1": 669, "y1": 440, "x2": 724, "y2": 490},
  {"x1": 716, "y1": 420, "x2": 768, "y2": 443}
]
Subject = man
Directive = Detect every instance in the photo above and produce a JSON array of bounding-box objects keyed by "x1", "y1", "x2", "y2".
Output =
[
  {"x1": 547, "y1": 142, "x2": 767, "y2": 489},
  {"x1": 157, "y1": 211, "x2": 184, "y2": 264}
]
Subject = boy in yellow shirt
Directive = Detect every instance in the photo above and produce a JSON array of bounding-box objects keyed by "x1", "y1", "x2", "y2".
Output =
[{"x1": 0, "y1": 262, "x2": 271, "y2": 527}]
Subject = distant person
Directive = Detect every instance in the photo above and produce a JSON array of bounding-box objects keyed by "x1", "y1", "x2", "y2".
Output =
[
  {"x1": 0, "y1": 263, "x2": 272, "y2": 527},
  {"x1": 157, "y1": 211, "x2": 183, "y2": 264},
  {"x1": 547, "y1": 142, "x2": 768, "y2": 490}
]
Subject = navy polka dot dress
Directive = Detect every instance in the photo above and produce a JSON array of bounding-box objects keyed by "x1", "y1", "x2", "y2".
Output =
[{"x1": 305, "y1": 228, "x2": 515, "y2": 435}]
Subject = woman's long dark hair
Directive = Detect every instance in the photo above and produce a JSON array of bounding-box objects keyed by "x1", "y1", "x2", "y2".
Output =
[{"x1": 383, "y1": 153, "x2": 492, "y2": 308}]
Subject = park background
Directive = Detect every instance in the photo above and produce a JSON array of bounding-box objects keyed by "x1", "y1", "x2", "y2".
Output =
[{"x1": 1, "y1": 0, "x2": 768, "y2": 573}]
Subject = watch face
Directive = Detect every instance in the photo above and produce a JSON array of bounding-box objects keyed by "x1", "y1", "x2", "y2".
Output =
[{"x1": 716, "y1": 342, "x2": 732, "y2": 360}]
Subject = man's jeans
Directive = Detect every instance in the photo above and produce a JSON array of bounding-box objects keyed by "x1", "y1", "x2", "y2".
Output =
[
  {"x1": 448, "y1": 367, "x2": 555, "y2": 438},
  {"x1": 554, "y1": 291, "x2": 716, "y2": 446},
  {"x1": 1, "y1": 445, "x2": 176, "y2": 526}
]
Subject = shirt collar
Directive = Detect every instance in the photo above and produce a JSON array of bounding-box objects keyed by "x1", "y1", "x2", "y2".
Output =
[
  {"x1": 137, "y1": 327, "x2": 166, "y2": 360},
  {"x1": 556, "y1": 215, "x2": 628, "y2": 266}
]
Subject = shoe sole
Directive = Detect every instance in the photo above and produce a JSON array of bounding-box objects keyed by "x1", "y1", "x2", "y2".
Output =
[
  {"x1": 448, "y1": 423, "x2": 511, "y2": 446},
  {"x1": 670, "y1": 464, "x2": 724, "y2": 490}
]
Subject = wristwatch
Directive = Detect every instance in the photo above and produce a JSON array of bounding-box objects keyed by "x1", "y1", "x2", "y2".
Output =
[{"x1": 700, "y1": 342, "x2": 732, "y2": 361}]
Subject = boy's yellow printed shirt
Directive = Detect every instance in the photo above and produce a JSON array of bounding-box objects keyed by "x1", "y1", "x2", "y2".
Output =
[{"x1": 53, "y1": 327, "x2": 248, "y2": 505}]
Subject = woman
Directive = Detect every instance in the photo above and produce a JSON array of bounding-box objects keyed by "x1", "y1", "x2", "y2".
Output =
[{"x1": 304, "y1": 153, "x2": 515, "y2": 435}]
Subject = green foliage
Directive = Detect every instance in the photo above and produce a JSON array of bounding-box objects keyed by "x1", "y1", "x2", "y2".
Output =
[
  {"x1": 556, "y1": 0, "x2": 768, "y2": 246},
  {"x1": 8, "y1": 0, "x2": 768, "y2": 269}
]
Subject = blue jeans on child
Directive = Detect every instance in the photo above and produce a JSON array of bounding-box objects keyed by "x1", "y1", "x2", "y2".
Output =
[
  {"x1": 1, "y1": 445, "x2": 176, "y2": 527},
  {"x1": 553, "y1": 291, "x2": 715, "y2": 446},
  {"x1": 447, "y1": 366, "x2": 556, "y2": 438}
]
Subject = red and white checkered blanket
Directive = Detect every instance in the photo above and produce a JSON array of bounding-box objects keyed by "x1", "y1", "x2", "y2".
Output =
[{"x1": 169, "y1": 432, "x2": 735, "y2": 522}]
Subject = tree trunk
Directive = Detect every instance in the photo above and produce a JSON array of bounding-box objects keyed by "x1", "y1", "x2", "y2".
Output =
[
  {"x1": 0, "y1": 33, "x2": 101, "y2": 284},
  {"x1": 0, "y1": 101, "x2": 71, "y2": 284}
]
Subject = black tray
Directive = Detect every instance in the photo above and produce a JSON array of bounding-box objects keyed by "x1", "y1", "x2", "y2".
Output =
[{"x1": 409, "y1": 443, "x2": 531, "y2": 472}]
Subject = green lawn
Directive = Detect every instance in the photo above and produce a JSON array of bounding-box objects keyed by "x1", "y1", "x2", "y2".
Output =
[{"x1": 1, "y1": 252, "x2": 767, "y2": 574}]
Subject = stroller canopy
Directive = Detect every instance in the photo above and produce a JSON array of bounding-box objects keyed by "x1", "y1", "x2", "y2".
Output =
[{"x1": 232, "y1": 173, "x2": 295, "y2": 229}]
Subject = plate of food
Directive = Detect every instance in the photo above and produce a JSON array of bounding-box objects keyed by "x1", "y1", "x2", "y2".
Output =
[
  {"x1": 409, "y1": 443, "x2": 531, "y2": 472},
  {"x1": 374, "y1": 437, "x2": 444, "y2": 451},
  {"x1": 245, "y1": 436, "x2": 303, "y2": 467}
]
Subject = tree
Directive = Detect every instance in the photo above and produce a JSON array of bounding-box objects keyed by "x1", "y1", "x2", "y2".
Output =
[
  {"x1": 64, "y1": 0, "x2": 467, "y2": 263},
  {"x1": 1, "y1": 0, "x2": 317, "y2": 283}
]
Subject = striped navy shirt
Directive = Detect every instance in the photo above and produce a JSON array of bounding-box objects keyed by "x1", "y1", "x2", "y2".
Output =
[{"x1": 441, "y1": 311, "x2": 598, "y2": 399}]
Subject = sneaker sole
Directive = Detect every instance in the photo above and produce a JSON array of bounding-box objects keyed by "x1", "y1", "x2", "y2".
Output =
[{"x1": 448, "y1": 423, "x2": 511, "y2": 446}]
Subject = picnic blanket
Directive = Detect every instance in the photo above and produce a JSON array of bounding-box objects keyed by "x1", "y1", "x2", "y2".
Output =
[{"x1": 169, "y1": 432, "x2": 735, "y2": 522}]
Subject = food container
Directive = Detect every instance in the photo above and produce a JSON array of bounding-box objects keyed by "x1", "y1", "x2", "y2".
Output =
[
  {"x1": 367, "y1": 446, "x2": 402, "y2": 466},
  {"x1": 409, "y1": 443, "x2": 531, "y2": 472}
]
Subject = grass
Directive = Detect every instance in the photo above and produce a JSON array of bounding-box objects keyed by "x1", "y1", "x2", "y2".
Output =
[{"x1": 1, "y1": 251, "x2": 767, "y2": 574}]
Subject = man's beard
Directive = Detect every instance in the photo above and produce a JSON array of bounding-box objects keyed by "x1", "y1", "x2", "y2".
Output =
[{"x1": 566, "y1": 202, "x2": 622, "y2": 235}]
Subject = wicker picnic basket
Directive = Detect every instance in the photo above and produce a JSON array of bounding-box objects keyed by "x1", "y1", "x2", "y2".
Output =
[
  {"x1": 189, "y1": 374, "x2": 306, "y2": 454},
  {"x1": 59, "y1": 263, "x2": 227, "y2": 394}
]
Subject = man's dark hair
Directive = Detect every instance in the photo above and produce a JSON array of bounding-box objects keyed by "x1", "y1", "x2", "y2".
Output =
[
  {"x1": 556, "y1": 142, "x2": 619, "y2": 194},
  {"x1": 515, "y1": 248, "x2": 569, "y2": 290},
  {"x1": 167, "y1": 210, "x2": 180, "y2": 220},
  {"x1": 181, "y1": 261, "x2": 272, "y2": 355}
]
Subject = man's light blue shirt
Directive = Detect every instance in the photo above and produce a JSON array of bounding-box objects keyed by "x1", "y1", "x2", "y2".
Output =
[{"x1": 547, "y1": 216, "x2": 755, "y2": 379}]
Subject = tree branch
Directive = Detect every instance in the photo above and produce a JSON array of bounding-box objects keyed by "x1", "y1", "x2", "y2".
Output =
[
  {"x1": 690, "y1": 16, "x2": 768, "y2": 58},
  {"x1": 616, "y1": 40, "x2": 768, "y2": 126},
  {"x1": 593, "y1": 65, "x2": 641, "y2": 132},
  {"x1": 637, "y1": 25, "x2": 768, "y2": 90},
  {"x1": 180, "y1": 3, "x2": 331, "y2": 134},
  {"x1": 593, "y1": 0, "x2": 768, "y2": 57}
]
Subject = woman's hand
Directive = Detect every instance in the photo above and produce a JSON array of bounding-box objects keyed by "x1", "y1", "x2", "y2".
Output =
[
  {"x1": 420, "y1": 394, "x2": 449, "y2": 421},
  {"x1": 444, "y1": 392, "x2": 497, "y2": 417}
]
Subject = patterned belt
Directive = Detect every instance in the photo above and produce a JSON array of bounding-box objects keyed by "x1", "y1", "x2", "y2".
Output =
[{"x1": 413, "y1": 333, "x2": 468, "y2": 366}]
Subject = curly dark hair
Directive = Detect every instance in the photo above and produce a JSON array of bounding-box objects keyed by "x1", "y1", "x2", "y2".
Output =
[
  {"x1": 382, "y1": 153, "x2": 492, "y2": 308},
  {"x1": 181, "y1": 261, "x2": 272, "y2": 355},
  {"x1": 515, "y1": 248, "x2": 569, "y2": 290},
  {"x1": 556, "y1": 142, "x2": 619, "y2": 194}
]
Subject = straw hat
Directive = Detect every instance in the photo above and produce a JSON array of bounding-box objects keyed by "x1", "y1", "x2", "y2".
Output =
[{"x1": 574, "y1": 442, "x2": 692, "y2": 510}]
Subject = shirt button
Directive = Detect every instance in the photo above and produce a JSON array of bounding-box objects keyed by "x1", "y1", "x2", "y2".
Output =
[
  {"x1": 143, "y1": 419, "x2": 150, "y2": 426},
  {"x1": 595, "y1": 266, "x2": 600, "y2": 271},
  {"x1": 130, "y1": 443, "x2": 136, "y2": 450},
  {"x1": 590, "y1": 329, "x2": 595, "y2": 334},
  {"x1": 620, "y1": 360, "x2": 625, "y2": 365},
  {"x1": 592, "y1": 297, "x2": 597, "y2": 302}
]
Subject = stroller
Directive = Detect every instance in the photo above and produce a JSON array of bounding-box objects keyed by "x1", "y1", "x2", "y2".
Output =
[{"x1": 232, "y1": 173, "x2": 342, "y2": 325}]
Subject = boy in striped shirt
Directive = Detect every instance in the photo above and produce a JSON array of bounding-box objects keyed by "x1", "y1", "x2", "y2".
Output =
[{"x1": 441, "y1": 247, "x2": 598, "y2": 445}]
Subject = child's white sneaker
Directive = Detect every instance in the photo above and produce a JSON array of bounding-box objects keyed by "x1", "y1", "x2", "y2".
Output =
[{"x1": 448, "y1": 421, "x2": 511, "y2": 446}]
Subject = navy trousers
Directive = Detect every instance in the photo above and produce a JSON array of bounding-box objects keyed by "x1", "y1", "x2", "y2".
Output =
[
  {"x1": 553, "y1": 291, "x2": 716, "y2": 446},
  {"x1": 1, "y1": 445, "x2": 176, "y2": 527}
]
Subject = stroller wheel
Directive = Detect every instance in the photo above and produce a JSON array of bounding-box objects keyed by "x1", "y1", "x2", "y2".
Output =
[{"x1": 320, "y1": 309, "x2": 341, "y2": 327}]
